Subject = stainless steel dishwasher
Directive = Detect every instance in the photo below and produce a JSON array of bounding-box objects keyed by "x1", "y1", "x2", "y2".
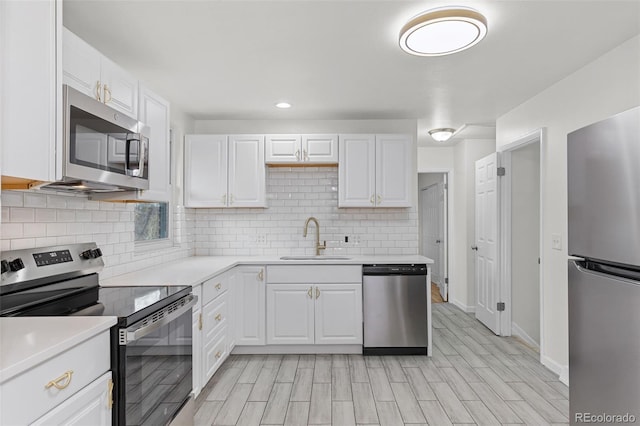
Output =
[{"x1": 363, "y1": 264, "x2": 428, "y2": 355}]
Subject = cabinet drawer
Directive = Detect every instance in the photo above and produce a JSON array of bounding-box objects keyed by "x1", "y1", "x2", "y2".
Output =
[
  {"x1": 203, "y1": 292, "x2": 228, "y2": 341},
  {"x1": 267, "y1": 265, "x2": 362, "y2": 283},
  {"x1": 0, "y1": 331, "x2": 110, "y2": 426},
  {"x1": 202, "y1": 273, "x2": 228, "y2": 305},
  {"x1": 203, "y1": 327, "x2": 228, "y2": 381}
]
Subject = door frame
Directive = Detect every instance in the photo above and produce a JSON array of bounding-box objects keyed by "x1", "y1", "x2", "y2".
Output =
[
  {"x1": 498, "y1": 128, "x2": 546, "y2": 359},
  {"x1": 417, "y1": 168, "x2": 452, "y2": 301}
]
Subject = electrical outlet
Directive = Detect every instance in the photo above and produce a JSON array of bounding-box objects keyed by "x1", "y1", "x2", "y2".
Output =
[
  {"x1": 551, "y1": 233, "x2": 562, "y2": 250},
  {"x1": 255, "y1": 234, "x2": 267, "y2": 246}
]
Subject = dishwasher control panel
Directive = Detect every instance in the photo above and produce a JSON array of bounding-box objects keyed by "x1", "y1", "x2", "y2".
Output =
[{"x1": 362, "y1": 264, "x2": 427, "y2": 275}]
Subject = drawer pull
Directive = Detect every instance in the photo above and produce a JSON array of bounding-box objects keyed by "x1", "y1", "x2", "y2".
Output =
[
  {"x1": 316, "y1": 287, "x2": 320, "y2": 299},
  {"x1": 258, "y1": 269, "x2": 264, "y2": 281},
  {"x1": 45, "y1": 370, "x2": 73, "y2": 390},
  {"x1": 215, "y1": 313, "x2": 222, "y2": 321},
  {"x1": 215, "y1": 283, "x2": 222, "y2": 290},
  {"x1": 198, "y1": 313, "x2": 203, "y2": 330},
  {"x1": 308, "y1": 286, "x2": 313, "y2": 298},
  {"x1": 215, "y1": 351, "x2": 222, "y2": 359}
]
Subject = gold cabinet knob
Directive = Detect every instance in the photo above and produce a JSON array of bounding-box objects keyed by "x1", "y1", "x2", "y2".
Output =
[
  {"x1": 215, "y1": 351, "x2": 222, "y2": 358},
  {"x1": 258, "y1": 269, "x2": 264, "y2": 281},
  {"x1": 215, "y1": 313, "x2": 222, "y2": 321},
  {"x1": 215, "y1": 283, "x2": 222, "y2": 290}
]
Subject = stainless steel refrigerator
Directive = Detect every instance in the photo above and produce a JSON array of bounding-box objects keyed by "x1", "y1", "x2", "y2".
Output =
[{"x1": 568, "y1": 105, "x2": 640, "y2": 425}]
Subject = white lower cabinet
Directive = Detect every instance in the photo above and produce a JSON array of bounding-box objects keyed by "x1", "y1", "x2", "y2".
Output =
[
  {"x1": 234, "y1": 266, "x2": 266, "y2": 346},
  {"x1": 31, "y1": 372, "x2": 112, "y2": 426},
  {"x1": 266, "y1": 284, "x2": 315, "y2": 345},
  {"x1": 265, "y1": 265, "x2": 363, "y2": 346}
]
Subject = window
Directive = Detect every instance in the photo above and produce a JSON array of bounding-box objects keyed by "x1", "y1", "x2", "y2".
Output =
[{"x1": 134, "y1": 203, "x2": 169, "y2": 242}]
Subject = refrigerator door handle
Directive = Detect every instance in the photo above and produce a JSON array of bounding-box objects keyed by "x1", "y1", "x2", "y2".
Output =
[{"x1": 568, "y1": 256, "x2": 585, "y2": 262}]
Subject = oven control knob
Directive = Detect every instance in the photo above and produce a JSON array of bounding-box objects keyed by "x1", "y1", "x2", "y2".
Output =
[
  {"x1": 91, "y1": 248, "x2": 103, "y2": 258},
  {"x1": 80, "y1": 250, "x2": 96, "y2": 259},
  {"x1": 9, "y1": 258, "x2": 25, "y2": 272},
  {"x1": 1, "y1": 260, "x2": 8, "y2": 274}
]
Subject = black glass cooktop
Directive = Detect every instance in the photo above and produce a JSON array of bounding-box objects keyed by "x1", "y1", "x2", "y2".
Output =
[{"x1": 0, "y1": 273, "x2": 190, "y2": 326}]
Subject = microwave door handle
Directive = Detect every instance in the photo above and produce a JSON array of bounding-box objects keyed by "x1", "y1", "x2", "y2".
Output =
[
  {"x1": 137, "y1": 137, "x2": 147, "y2": 179},
  {"x1": 125, "y1": 134, "x2": 141, "y2": 177}
]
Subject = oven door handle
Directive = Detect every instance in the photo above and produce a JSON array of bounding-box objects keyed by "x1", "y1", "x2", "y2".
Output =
[{"x1": 123, "y1": 294, "x2": 197, "y2": 343}]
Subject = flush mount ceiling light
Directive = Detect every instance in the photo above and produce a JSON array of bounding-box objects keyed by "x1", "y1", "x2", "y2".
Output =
[
  {"x1": 429, "y1": 128, "x2": 456, "y2": 142},
  {"x1": 275, "y1": 102, "x2": 292, "y2": 109},
  {"x1": 399, "y1": 7, "x2": 487, "y2": 56}
]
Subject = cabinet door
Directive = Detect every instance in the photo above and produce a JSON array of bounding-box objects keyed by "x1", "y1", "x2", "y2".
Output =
[
  {"x1": 1, "y1": 0, "x2": 59, "y2": 183},
  {"x1": 100, "y1": 56, "x2": 138, "y2": 119},
  {"x1": 235, "y1": 266, "x2": 266, "y2": 345},
  {"x1": 303, "y1": 134, "x2": 338, "y2": 163},
  {"x1": 192, "y1": 308, "x2": 202, "y2": 397},
  {"x1": 227, "y1": 271, "x2": 237, "y2": 351},
  {"x1": 266, "y1": 284, "x2": 315, "y2": 345},
  {"x1": 184, "y1": 135, "x2": 228, "y2": 207},
  {"x1": 31, "y1": 372, "x2": 112, "y2": 426},
  {"x1": 375, "y1": 135, "x2": 412, "y2": 207},
  {"x1": 338, "y1": 134, "x2": 376, "y2": 207},
  {"x1": 202, "y1": 295, "x2": 229, "y2": 382},
  {"x1": 202, "y1": 327, "x2": 227, "y2": 382},
  {"x1": 228, "y1": 135, "x2": 266, "y2": 207},
  {"x1": 265, "y1": 135, "x2": 301, "y2": 163},
  {"x1": 314, "y1": 284, "x2": 363, "y2": 345},
  {"x1": 63, "y1": 27, "x2": 101, "y2": 100},
  {"x1": 137, "y1": 85, "x2": 171, "y2": 202}
]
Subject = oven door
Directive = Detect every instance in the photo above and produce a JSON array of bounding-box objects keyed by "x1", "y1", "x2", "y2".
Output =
[{"x1": 113, "y1": 294, "x2": 196, "y2": 426}]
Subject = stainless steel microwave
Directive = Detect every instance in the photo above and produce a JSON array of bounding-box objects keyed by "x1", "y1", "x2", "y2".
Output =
[{"x1": 41, "y1": 85, "x2": 149, "y2": 193}]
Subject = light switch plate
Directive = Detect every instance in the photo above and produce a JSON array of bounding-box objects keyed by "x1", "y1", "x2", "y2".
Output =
[{"x1": 551, "y1": 233, "x2": 562, "y2": 250}]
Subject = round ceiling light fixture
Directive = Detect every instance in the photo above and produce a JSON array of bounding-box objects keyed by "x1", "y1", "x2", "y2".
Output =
[
  {"x1": 399, "y1": 7, "x2": 487, "y2": 56},
  {"x1": 429, "y1": 128, "x2": 456, "y2": 142},
  {"x1": 275, "y1": 102, "x2": 292, "y2": 109}
]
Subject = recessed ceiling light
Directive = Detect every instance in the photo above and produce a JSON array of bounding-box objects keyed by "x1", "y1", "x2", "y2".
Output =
[
  {"x1": 428, "y1": 128, "x2": 456, "y2": 142},
  {"x1": 275, "y1": 102, "x2": 292, "y2": 109},
  {"x1": 399, "y1": 7, "x2": 487, "y2": 56}
]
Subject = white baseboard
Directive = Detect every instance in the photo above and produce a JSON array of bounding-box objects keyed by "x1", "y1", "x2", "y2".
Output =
[
  {"x1": 450, "y1": 298, "x2": 475, "y2": 313},
  {"x1": 541, "y1": 354, "x2": 569, "y2": 386},
  {"x1": 511, "y1": 322, "x2": 540, "y2": 351},
  {"x1": 232, "y1": 344, "x2": 362, "y2": 355}
]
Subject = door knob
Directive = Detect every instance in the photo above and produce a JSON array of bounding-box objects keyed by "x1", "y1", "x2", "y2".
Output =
[{"x1": 471, "y1": 245, "x2": 478, "y2": 251}]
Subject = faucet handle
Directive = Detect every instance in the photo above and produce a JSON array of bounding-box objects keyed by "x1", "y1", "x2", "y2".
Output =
[{"x1": 318, "y1": 240, "x2": 327, "y2": 251}]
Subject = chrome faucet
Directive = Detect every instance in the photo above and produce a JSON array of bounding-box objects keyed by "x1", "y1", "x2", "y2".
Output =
[{"x1": 303, "y1": 216, "x2": 326, "y2": 256}]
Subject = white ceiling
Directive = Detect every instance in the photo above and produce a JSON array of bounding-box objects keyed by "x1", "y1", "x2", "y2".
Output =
[{"x1": 63, "y1": 0, "x2": 640, "y2": 146}]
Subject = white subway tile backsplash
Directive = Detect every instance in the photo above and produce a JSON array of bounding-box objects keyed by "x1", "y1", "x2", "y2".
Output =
[
  {"x1": 23, "y1": 223, "x2": 47, "y2": 238},
  {"x1": 2, "y1": 223, "x2": 23, "y2": 239},
  {"x1": 24, "y1": 193, "x2": 47, "y2": 208},
  {"x1": 2, "y1": 192, "x2": 24, "y2": 207},
  {"x1": 11, "y1": 238, "x2": 36, "y2": 250}
]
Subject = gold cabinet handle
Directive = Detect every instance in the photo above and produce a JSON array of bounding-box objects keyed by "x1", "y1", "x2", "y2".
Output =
[
  {"x1": 230, "y1": 194, "x2": 234, "y2": 205},
  {"x1": 107, "y1": 378, "x2": 114, "y2": 409},
  {"x1": 215, "y1": 313, "x2": 222, "y2": 321},
  {"x1": 303, "y1": 149, "x2": 309, "y2": 161},
  {"x1": 308, "y1": 286, "x2": 313, "y2": 298},
  {"x1": 295, "y1": 150, "x2": 300, "y2": 161},
  {"x1": 315, "y1": 287, "x2": 320, "y2": 299},
  {"x1": 95, "y1": 81, "x2": 102, "y2": 102},
  {"x1": 258, "y1": 269, "x2": 264, "y2": 281},
  {"x1": 370, "y1": 194, "x2": 375, "y2": 204},
  {"x1": 215, "y1": 351, "x2": 222, "y2": 359},
  {"x1": 215, "y1": 283, "x2": 222, "y2": 290},
  {"x1": 103, "y1": 84, "x2": 112, "y2": 104},
  {"x1": 45, "y1": 370, "x2": 73, "y2": 390},
  {"x1": 377, "y1": 194, "x2": 382, "y2": 204},
  {"x1": 222, "y1": 194, "x2": 227, "y2": 204},
  {"x1": 198, "y1": 312, "x2": 203, "y2": 330}
]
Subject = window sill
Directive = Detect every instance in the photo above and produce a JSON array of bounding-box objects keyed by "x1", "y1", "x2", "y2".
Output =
[{"x1": 134, "y1": 238, "x2": 174, "y2": 254}]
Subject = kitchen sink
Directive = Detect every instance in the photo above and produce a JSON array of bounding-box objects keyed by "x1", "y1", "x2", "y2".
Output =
[{"x1": 279, "y1": 255, "x2": 352, "y2": 261}]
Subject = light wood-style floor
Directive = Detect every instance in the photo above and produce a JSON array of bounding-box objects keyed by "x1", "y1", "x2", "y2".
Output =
[
  {"x1": 431, "y1": 283, "x2": 444, "y2": 304},
  {"x1": 195, "y1": 303, "x2": 568, "y2": 425}
]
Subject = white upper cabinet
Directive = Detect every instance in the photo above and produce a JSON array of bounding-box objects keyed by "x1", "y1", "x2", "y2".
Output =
[
  {"x1": 265, "y1": 134, "x2": 338, "y2": 164},
  {"x1": 338, "y1": 134, "x2": 376, "y2": 207},
  {"x1": 184, "y1": 135, "x2": 228, "y2": 207},
  {"x1": 63, "y1": 28, "x2": 138, "y2": 119},
  {"x1": 375, "y1": 134, "x2": 412, "y2": 207},
  {"x1": 1, "y1": 0, "x2": 60, "y2": 185},
  {"x1": 228, "y1": 135, "x2": 266, "y2": 207},
  {"x1": 338, "y1": 134, "x2": 412, "y2": 208},
  {"x1": 137, "y1": 86, "x2": 171, "y2": 202},
  {"x1": 185, "y1": 135, "x2": 266, "y2": 208}
]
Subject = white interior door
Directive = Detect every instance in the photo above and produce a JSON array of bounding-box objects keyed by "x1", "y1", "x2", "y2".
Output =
[
  {"x1": 421, "y1": 185, "x2": 440, "y2": 285},
  {"x1": 475, "y1": 153, "x2": 501, "y2": 334},
  {"x1": 438, "y1": 179, "x2": 448, "y2": 301}
]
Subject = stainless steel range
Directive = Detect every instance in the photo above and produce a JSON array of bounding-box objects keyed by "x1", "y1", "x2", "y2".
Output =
[{"x1": 0, "y1": 243, "x2": 197, "y2": 426}]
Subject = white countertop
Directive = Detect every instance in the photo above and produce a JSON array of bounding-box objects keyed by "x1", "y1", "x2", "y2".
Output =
[
  {"x1": 101, "y1": 255, "x2": 433, "y2": 287},
  {"x1": 0, "y1": 316, "x2": 116, "y2": 383}
]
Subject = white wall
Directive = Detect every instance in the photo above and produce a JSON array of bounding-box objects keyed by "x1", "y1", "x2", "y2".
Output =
[
  {"x1": 496, "y1": 34, "x2": 640, "y2": 381},
  {"x1": 417, "y1": 147, "x2": 454, "y2": 171},
  {"x1": 511, "y1": 142, "x2": 540, "y2": 346}
]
